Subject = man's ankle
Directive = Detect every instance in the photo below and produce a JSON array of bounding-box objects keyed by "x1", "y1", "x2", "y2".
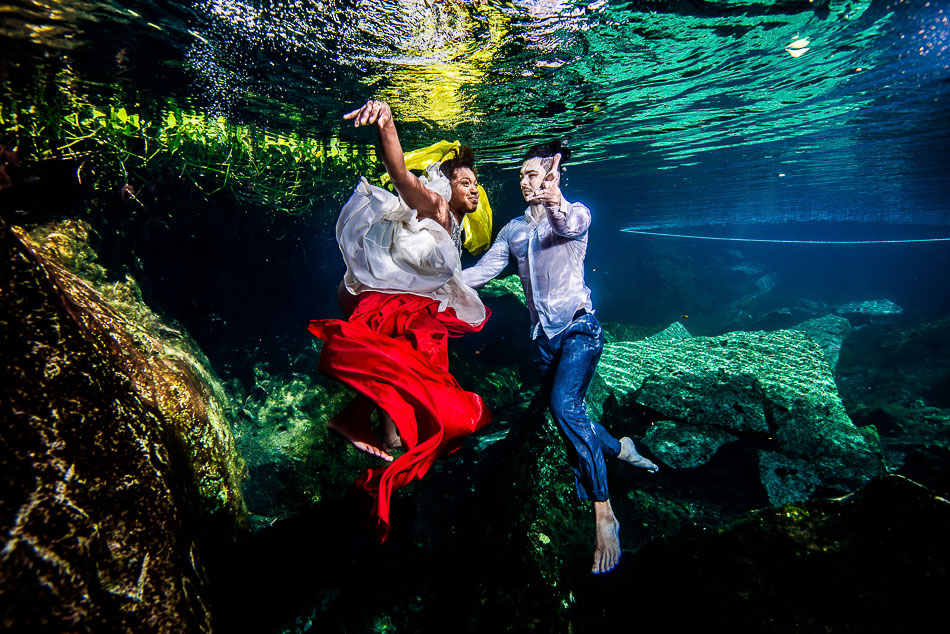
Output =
[{"x1": 594, "y1": 499, "x2": 614, "y2": 523}]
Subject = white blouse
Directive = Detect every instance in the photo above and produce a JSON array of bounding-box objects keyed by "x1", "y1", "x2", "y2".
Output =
[{"x1": 336, "y1": 169, "x2": 487, "y2": 327}]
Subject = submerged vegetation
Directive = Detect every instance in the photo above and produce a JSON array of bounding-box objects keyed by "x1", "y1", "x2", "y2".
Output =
[{"x1": 0, "y1": 65, "x2": 379, "y2": 215}]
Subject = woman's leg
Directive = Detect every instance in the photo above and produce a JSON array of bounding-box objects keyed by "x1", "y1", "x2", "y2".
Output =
[{"x1": 327, "y1": 396, "x2": 394, "y2": 462}]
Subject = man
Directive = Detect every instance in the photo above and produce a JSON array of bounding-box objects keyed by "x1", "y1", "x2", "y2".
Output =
[
  {"x1": 462, "y1": 142, "x2": 658, "y2": 574},
  {"x1": 308, "y1": 100, "x2": 491, "y2": 540}
]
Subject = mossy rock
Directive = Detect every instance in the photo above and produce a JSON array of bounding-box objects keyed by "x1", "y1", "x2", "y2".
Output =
[
  {"x1": 2, "y1": 221, "x2": 247, "y2": 632},
  {"x1": 596, "y1": 328, "x2": 885, "y2": 503}
]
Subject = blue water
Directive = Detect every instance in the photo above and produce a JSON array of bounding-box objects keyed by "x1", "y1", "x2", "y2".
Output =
[{"x1": 2, "y1": 2, "x2": 950, "y2": 631}]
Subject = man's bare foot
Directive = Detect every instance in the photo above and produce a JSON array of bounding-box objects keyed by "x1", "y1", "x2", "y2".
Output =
[
  {"x1": 379, "y1": 411, "x2": 404, "y2": 454},
  {"x1": 593, "y1": 500, "x2": 621, "y2": 574},
  {"x1": 327, "y1": 418, "x2": 393, "y2": 462},
  {"x1": 618, "y1": 436, "x2": 659, "y2": 473}
]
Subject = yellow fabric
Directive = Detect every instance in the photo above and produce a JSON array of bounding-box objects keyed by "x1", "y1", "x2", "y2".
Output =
[
  {"x1": 380, "y1": 140, "x2": 460, "y2": 186},
  {"x1": 463, "y1": 185, "x2": 492, "y2": 255},
  {"x1": 404, "y1": 139, "x2": 462, "y2": 173},
  {"x1": 381, "y1": 139, "x2": 492, "y2": 255}
]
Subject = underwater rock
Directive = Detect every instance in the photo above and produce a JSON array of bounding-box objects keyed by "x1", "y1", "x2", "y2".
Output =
[
  {"x1": 835, "y1": 298, "x2": 903, "y2": 318},
  {"x1": 597, "y1": 328, "x2": 884, "y2": 502},
  {"x1": 601, "y1": 320, "x2": 664, "y2": 343},
  {"x1": 757, "y1": 451, "x2": 824, "y2": 504},
  {"x1": 641, "y1": 420, "x2": 738, "y2": 469},
  {"x1": 1, "y1": 222, "x2": 247, "y2": 631},
  {"x1": 455, "y1": 394, "x2": 587, "y2": 633},
  {"x1": 13, "y1": 222, "x2": 248, "y2": 531},
  {"x1": 750, "y1": 305, "x2": 822, "y2": 331},
  {"x1": 839, "y1": 316, "x2": 950, "y2": 409},
  {"x1": 645, "y1": 320, "x2": 691, "y2": 342},
  {"x1": 730, "y1": 273, "x2": 777, "y2": 310},
  {"x1": 225, "y1": 355, "x2": 373, "y2": 529},
  {"x1": 0, "y1": 221, "x2": 243, "y2": 632},
  {"x1": 791, "y1": 313, "x2": 851, "y2": 371},
  {"x1": 838, "y1": 316, "x2": 950, "y2": 492},
  {"x1": 726, "y1": 261, "x2": 765, "y2": 276},
  {"x1": 852, "y1": 402, "x2": 950, "y2": 492},
  {"x1": 212, "y1": 386, "x2": 592, "y2": 634},
  {"x1": 715, "y1": 273, "x2": 787, "y2": 332}
]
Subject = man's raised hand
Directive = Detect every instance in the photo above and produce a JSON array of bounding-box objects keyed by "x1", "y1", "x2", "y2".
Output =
[{"x1": 528, "y1": 152, "x2": 563, "y2": 210}]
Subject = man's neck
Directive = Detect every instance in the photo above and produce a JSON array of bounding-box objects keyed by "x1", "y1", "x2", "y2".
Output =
[{"x1": 528, "y1": 203, "x2": 546, "y2": 223}]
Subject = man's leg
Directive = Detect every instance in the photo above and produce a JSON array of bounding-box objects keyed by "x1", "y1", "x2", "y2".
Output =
[
  {"x1": 545, "y1": 316, "x2": 625, "y2": 573},
  {"x1": 593, "y1": 499, "x2": 621, "y2": 575},
  {"x1": 548, "y1": 319, "x2": 617, "y2": 500}
]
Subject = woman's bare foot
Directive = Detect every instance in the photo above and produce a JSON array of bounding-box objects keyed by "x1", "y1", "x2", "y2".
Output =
[
  {"x1": 379, "y1": 411, "x2": 404, "y2": 454},
  {"x1": 618, "y1": 437, "x2": 659, "y2": 473},
  {"x1": 327, "y1": 418, "x2": 393, "y2": 462},
  {"x1": 593, "y1": 500, "x2": 621, "y2": 574}
]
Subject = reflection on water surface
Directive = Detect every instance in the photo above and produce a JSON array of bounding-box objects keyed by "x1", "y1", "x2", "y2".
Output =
[{"x1": 1, "y1": 0, "x2": 948, "y2": 226}]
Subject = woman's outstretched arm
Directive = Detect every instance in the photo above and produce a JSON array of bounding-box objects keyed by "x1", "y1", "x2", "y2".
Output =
[{"x1": 344, "y1": 100, "x2": 447, "y2": 227}]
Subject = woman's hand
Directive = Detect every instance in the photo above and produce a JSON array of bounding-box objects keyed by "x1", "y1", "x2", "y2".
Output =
[
  {"x1": 343, "y1": 99, "x2": 447, "y2": 228},
  {"x1": 343, "y1": 100, "x2": 393, "y2": 127}
]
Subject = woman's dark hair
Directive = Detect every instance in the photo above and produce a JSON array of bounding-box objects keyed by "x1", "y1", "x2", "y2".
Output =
[
  {"x1": 523, "y1": 140, "x2": 572, "y2": 166},
  {"x1": 440, "y1": 145, "x2": 477, "y2": 180}
]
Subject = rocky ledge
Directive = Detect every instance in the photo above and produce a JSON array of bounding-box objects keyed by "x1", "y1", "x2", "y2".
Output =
[{"x1": 1, "y1": 221, "x2": 247, "y2": 633}]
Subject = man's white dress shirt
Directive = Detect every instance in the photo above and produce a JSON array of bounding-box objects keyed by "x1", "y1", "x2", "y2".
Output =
[{"x1": 463, "y1": 199, "x2": 593, "y2": 339}]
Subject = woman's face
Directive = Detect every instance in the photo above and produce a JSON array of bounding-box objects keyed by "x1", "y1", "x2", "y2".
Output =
[{"x1": 448, "y1": 167, "x2": 479, "y2": 214}]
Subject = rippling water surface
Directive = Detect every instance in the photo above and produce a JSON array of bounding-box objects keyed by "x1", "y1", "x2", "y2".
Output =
[{"x1": 2, "y1": 0, "x2": 949, "y2": 233}]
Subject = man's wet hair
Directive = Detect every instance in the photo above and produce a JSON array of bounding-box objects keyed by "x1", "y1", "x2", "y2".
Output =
[
  {"x1": 523, "y1": 141, "x2": 572, "y2": 171},
  {"x1": 440, "y1": 145, "x2": 477, "y2": 180}
]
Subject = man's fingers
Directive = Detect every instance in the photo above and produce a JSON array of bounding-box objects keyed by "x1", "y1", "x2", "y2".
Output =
[
  {"x1": 342, "y1": 108, "x2": 360, "y2": 120},
  {"x1": 542, "y1": 152, "x2": 562, "y2": 188}
]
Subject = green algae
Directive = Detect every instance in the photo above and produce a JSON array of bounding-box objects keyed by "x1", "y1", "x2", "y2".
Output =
[
  {"x1": 1, "y1": 65, "x2": 379, "y2": 217},
  {"x1": 226, "y1": 354, "x2": 373, "y2": 528},
  {"x1": 449, "y1": 351, "x2": 525, "y2": 413},
  {"x1": 642, "y1": 419, "x2": 739, "y2": 469},
  {"x1": 480, "y1": 274, "x2": 526, "y2": 306},
  {"x1": 624, "y1": 488, "x2": 727, "y2": 545},
  {"x1": 2, "y1": 221, "x2": 228, "y2": 631}
]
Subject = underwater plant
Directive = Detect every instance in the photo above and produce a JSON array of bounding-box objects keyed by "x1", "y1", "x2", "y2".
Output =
[{"x1": 0, "y1": 65, "x2": 379, "y2": 216}]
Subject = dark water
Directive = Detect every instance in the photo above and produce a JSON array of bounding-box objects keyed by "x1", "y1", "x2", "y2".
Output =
[{"x1": 2, "y1": 0, "x2": 950, "y2": 631}]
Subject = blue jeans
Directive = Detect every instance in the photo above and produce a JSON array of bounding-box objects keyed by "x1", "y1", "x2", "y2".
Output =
[{"x1": 533, "y1": 313, "x2": 620, "y2": 501}]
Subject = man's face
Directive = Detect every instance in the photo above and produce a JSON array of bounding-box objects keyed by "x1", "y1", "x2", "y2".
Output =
[
  {"x1": 520, "y1": 157, "x2": 551, "y2": 202},
  {"x1": 449, "y1": 167, "x2": 479, "y2": 214}
]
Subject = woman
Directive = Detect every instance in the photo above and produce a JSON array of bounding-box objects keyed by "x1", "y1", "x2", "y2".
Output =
[{"x1": 308, "y1": 100, "x2": 491, "y2": 540}]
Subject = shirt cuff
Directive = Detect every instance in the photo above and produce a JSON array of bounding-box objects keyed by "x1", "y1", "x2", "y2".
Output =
[{"x1": 549, "y1": 196, "x2": 571, "y2": 220}]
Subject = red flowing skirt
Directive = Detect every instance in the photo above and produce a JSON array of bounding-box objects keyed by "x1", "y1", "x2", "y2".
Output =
[{"x1": 308, "y1": 291, "x2": 491, "y2": 541}]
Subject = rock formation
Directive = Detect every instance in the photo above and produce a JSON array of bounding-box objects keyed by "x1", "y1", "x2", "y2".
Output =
[
  {"x1": 596, "y1": 326, "x2": 884, "y2": 504},
  {"x1": 1, "y1": 221, "x2": 247, "y2": 632}
]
